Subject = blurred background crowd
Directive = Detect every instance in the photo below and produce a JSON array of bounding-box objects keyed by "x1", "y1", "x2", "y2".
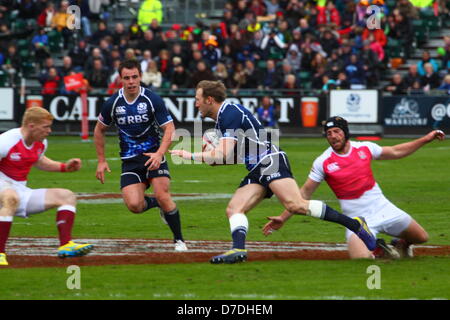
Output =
[{"x1": 0, "y1": 0, "x2": 449, "y2": 95}]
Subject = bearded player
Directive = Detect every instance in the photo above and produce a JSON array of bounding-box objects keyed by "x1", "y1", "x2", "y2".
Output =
[
  {"x1": 0, "y1": 107, "x2": 93, "y2": 266},
  {"x1": 263, "y1": 116, "x2": 445, "y2": 259}
]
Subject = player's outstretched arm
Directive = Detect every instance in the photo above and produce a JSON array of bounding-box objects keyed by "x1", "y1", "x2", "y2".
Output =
[
  {"x1": 94, "y1": 121, "x2": 111, "y2": 184},
  {"x1": 34, "y1": 156, "x2": 81, "y2": 172},
  {"x1": 170, "y1": 138, "x2": 236, "y2": 166},
  {"x1": 379, "y1": 129, "x2": 445, "y2": 160}
]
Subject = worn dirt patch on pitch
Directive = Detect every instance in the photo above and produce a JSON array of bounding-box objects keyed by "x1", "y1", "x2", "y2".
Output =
[
  {"x1": 4, "y1": 237, "x2": 450, "y2": 268},
  {"x1": 3, "y1": 193, "x2": 449, "y2": 268}
]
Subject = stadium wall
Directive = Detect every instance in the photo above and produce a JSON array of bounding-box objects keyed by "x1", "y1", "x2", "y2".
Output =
[{"x1": 0, "y1": 89, "x2": 449, "y2": 137}]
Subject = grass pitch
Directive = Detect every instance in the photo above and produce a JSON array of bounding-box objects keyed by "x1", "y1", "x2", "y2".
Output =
[{"x1": 1, "y1": 135, "x2": 449, "y2": 300}]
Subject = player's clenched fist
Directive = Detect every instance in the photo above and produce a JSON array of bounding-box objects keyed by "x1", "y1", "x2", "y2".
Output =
[{"x1": 65, "y1": 158, "x2": 82, "y2": 172}]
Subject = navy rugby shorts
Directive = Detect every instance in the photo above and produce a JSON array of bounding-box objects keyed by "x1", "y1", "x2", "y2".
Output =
[
  {"x1": 238, "y1": 153, "x2": 294, "y2": 198},
  {"x1": 120, "y1": 153, "x2": 171, "y2": 189}
]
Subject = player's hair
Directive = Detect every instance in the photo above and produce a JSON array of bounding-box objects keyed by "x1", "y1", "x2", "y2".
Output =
[
  {"x1": 119, "y1": 59, "x2": 142, "y2": 76},
  {"x1": 196, "y1": 80, "x2": 227, "y2": 102},
  {"x1": 22, "y1": 107, "x2": 54, "y2": 126}
]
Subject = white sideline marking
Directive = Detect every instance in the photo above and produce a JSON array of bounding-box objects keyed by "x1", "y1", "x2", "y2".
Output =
[{"x1": 77, "y1": 193, "x2": 233, "y2": 204}]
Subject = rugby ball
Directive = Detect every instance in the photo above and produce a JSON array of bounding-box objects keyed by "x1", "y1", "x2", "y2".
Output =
[{"x1": 202, "y1": 131, "x2": 220, "y2": 152}]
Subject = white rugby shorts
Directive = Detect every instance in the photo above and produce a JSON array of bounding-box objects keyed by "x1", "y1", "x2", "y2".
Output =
[
  {"x1": 0, "y1": 179, "x2": 47, "y2": 218},
  {"x1": 341, "y1": 185, "x2": 413, "y2": 240}
]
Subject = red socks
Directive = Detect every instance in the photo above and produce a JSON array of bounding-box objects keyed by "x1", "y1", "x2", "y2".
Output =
[
  {"x1": 0, "y1": 216, "x2": 13, "y2": 253},
  {"x1": 56, "y1": 206, "x2": 76, "y2": 246}
]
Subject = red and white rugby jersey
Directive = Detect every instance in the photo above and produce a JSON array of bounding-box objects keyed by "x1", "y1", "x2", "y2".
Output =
[
  {"x1": 0, "y1": 128, "x2": 47, "y2": 184},
  {"x1": 309, "y1": 141, "x2": 383, "y2": 200}
]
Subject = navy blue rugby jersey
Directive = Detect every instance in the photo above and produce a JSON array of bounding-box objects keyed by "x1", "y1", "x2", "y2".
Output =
[
  {"x1": 98, "y1": 87, "x2": 173, "y2": 159},
  {"x1": 215, "y1": 102, "x2": 284, "y2": 171}
]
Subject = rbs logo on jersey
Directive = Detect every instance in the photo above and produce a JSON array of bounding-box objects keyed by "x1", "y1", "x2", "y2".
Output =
[{"x1": 117, "y1": 114, "x2": 149, "y2": 125}]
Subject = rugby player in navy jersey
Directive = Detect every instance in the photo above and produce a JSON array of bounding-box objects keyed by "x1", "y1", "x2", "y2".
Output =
[
  {"x1": 170, "y1": 80, "x2": 376, "y2": 263},
  {"x1": 94, "y1": 59, "x2": 187, "y2": 251}
]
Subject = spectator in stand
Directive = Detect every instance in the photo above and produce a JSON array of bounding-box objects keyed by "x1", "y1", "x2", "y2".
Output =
[
  {"x1": 283, "y1": 74, "x2": 299, "y2": 95},
  {"x1": 1, "y1": 44, "x2": 21, "y2": 86},
  {"x1": 420, "y1": 62, "x2": 441, "y2": 91},
  {"x1": 408, "y1": 80, "x2": 425, "y2": 95},
  {"x1": 317, "y1": 1, "x2": 341, "y2": 27},
  {"x1": 171, "y1": 43, "x2": 188, "y2": 68},
  {"x1": 311, "y1": 52, "x2": 328, "y2": 74},
  {"x1": 396, "y1": 0, "x2": 419, "y2": 19},
  {"x1": 149, "y1": 19, "x2": 163, "y2": 36},
  {"x1": 140, "y1": 50, "x2": 153, "y2": 75},
  {"x1": 137, "y1": 0, "x2": 163, "y2": 32},
  {"x1": 285, "y1": 0, "x2": 306, "y2": 28},
  {"x1": 38, "y1": 57, "x2": 56, "y2": 84},
  {"x1": 99, "y1": 38, "x2": 113, "y2": 70},
  {"x1": 325, "y1": 50, "x2": 342, "y2": 79},
  {"x1": 264, "y1": 0, "x2": 280, "y2": 15},
  {"x1": 249, "y1": 0, "x2": 266, "y2": 17},
  {"x1": 257, "y1": 96, "x2": 278, "y2": 129},
  {"x1": 69, "y1": 40, "x2": 89, "y2": 72},
  {"x1": 112, "y1": 22, "x2": 126, "y2": 47},
  {"x1": 85, "y1": 47, "x2": 105, "y2": 71},
  {"x1": 277, "y1": 20, "x2": 293, "y2": 45},
  {"x1": 260, "y1": 28, "x2": 287, "y2": 60},
  {"x1": 321, "y1": 73, "x2": 337, "y2": 92},
  {"x1": 142, "y1": 59, "x2": 162, "y2": 88},
  {"x1": 107, "y1": 59, "x2": 122, "y2": 95},
  {"x1": 362, "y1": 26, "x2": 387, "y2": 48},
  {"x1": 285, "y1": 44, "x2": 302, "y2": 73},
  {"x1": 213, "y1": 62, "x2": 231, "y2": 87},
  {"x1": 230, "y1": 62, "x2": 247, "y2": 91},
  {"x1": 17, "y1": 0, "x2": 39, "y2": 20},
  {"x1": 336, "y1": 71, "x2": 350, "y2": 89},
  {"x1": 32, "y1": 27, "x2": 50, "y2": 68},
  {"x1": 320, "y1": 29, "x2": 340, "y2": 57},
  {"x1": 300, "y1": 45, "x2": 315, "y2": 72},
  {"x1": 345, "y1": 54, "x2": 366, "y2": 87},
  {"x1": 170, "y1": 63, "x2": 191, "y2": 89},
  {"x1": 37, "y1": 1, "x2": 56, "y2": 28},
  {"x1": 404, "y1": 64, "x2": 421, "y2": 89},
  {"x1": 90, "y1": 20, "x2": 112, "y2": 45},
  {"x1": 124, "y1": 48, "x2": 137, "y2": 62},
  {"x1": 70, "y1": 0, "x2": 93, "y2": 38},
  {"x1": 438, "y1": 74, "x2": 450, "y2": 94},
  {"x1": 127, "y1": 19, "x2": 144, "y2": 48},
  {"x1": 202, "y1": 37, "x2": 221, "y2": 68},
  {"x1": 384, "y1": 73, "x2": 407, "y2": 95},
  {"x1": 219, "y1": 44, "x2": 235, "y2": 71},
  {"x1": 234, "y1": 0, "x2": 249, "y2": 22},
  {"x1": 236, "y1": 45, "x2": 255, "y2": 64},
  {"x1": 360, "y1": 40, "x2": 381, "y2": 87},
  {"x1": 188, "y1": 50, "x2": 204, "y2": 73},
  {"x1": 417, "y1": 51, "x2": 440, "y2": 76},
  {"x1": 51, "y1": 0, "x2": 73, "y2": 49},
  {"x1": 42, "y1": 67, "x2": 61, "y2": 95},
  {"x1": 260, "y1": 59, "x2": 283, "y2": 89},
  {"x1": 58, "y1": 56, "x2": 74, "y2": 78},
  {"x1": 242, "y1": 59, "x2": 261, "y2": 89},
  {"x1": 189, "y1": 60, "x2": 216, "y2": 88},
  {"x1": 136, "y1": 30, "x2": 167, "y2": 60},
  {"x1": 155, "y1": 49, "x2": 172, "y2": 81},
  {"x1": 85, "y1": 58, "x2": 109, "y2": 90}
]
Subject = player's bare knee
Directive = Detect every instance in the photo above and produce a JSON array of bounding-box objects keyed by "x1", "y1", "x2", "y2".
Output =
[
  {"x1": 1, "y1": 189, "x2": 19, "y2": 210},
  {"x1": 125, "y1": 201, "x2": 145, "y2": 214},
  {"x1": 58, "y1": 189, "x2": 76, "y2": 206}
]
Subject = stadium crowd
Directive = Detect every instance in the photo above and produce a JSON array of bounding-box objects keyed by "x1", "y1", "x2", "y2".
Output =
[{"x1": 0, "y1": 0, "x2": 449, "y2": 95}]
